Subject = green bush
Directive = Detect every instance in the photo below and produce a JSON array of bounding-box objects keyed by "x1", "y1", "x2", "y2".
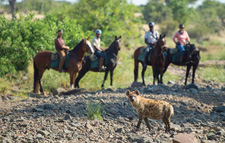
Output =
[
  {"x1": 86, "y1": 101, "x2": 103, "y2": 120},
  {"x1": 0, "y1": 14, "x2": 88, "y2": 76}
]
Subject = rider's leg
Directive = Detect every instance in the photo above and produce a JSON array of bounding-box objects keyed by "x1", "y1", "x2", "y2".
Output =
[
  {"x1": 58, "y1": 50, "x2": 66, "y2": 72},
  {"x1": 177, "y1": 44, "x2": 185, "y2": 64}
]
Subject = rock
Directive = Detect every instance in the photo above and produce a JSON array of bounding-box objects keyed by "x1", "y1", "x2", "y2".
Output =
[
  {"x1": 52, "y1": 87, "x2": 65, "y2": 95},
  {"x1": 171, "y1": 124, "x2": 181, "y2": 132},
  {"x1": 36, "y1": 134, "x2": 43, "y2": 139},
  {"x1": 64, "y1": 115, "x2": 71, "y2": 120},
  {"x1": 43, "y1": 104, "x2": 55, "y2": 110},
  {"x1": 173, "y1": 133, "x2": 198, "y2": 143},
  {"x1": 213, "y1": 106, "x2": 225, "y2": 113},
  {"x1": 168, "y1": 80, "x2": 175, "y2": 85},
  {"x1": 37, "y1": 130, "x2": 50, "y2": 136},
  {"x1": 186, "y1": 83, "x2": 198, "y2": 90},
  {"x1": 59, "y1": 88, "x2": 86, "y2": 96},
  {"x1": 115, "y1": 128, "x2": 123, "y2": 133},
  {"x1": 128, "y1": 135, "x2": 152, "y2": 143},
  {"x1": 32, "y1": 108, "x2": 44, "y2": 112},
  {"x1": 131, "y1": 81, "x2": 144, "y2": 88},
  {"x1": 85, "y1": 122, "x2": 93, "y2": 130},
  {"x1": 207, "y1": 132, "x2": 217, "y2": 140},
  {"x1": 189, "y1": 88, "x2": 198, "y2": 94}
]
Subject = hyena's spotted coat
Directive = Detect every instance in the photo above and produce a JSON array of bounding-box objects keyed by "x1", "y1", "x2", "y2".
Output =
[{"x1": 126, "y1": 90, "x2": 174, "y2": 132}]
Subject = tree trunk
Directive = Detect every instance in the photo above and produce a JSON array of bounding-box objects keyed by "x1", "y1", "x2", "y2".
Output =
[{"x1": 9, "y1": 0, "x2": 16, "y2": 19}]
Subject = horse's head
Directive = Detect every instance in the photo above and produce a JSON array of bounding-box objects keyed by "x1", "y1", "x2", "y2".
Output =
[
  {"x1": 156, "y1": 34, "x2": 166, "y2": 53},
  {"x1": 189, "y1": 44, "x2": 200, "y2": 63},
  {"x1": 114, "y1": 36, "x2": 122, "y2": 51},
  {"x1": 82, "y1": 37, "x2": 94, "y2": 55}
]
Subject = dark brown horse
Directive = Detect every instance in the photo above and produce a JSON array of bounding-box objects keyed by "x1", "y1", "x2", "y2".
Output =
[
  {"x1": 33, "y1": 38, "x2": 94, "y2": 94},
  {"x1": 163, "y1": 44, "x2": 200, "y2": 85},
  {"x1": 133, "y1": 34, "x2": 166, "y2": 85},
  {"x1": 75, "y1": 36, "x2": 121, "y2": 88}
]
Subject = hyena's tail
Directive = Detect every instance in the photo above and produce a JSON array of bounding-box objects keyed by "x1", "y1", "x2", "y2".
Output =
[{"x1": 169, "y1": 105, "x2": 174, "y2": 119}]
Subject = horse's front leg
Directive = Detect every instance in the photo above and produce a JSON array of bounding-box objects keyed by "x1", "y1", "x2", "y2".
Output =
[
  {"x1": 185, "y1": 65, "x2": 191, "y2": 86},
  {"x1": 70, "y1": 72, "x2": 77, "y2": 89},
  {"x1": 141, "y1": 62, "x2": 147, "y2": 86},
  {"x1": 152, "y1": 65, "x2": 156, "y2": 85},
  {"x1": 101, "y1": 70, "x2": 109, "y2": 88},
  {"x1": 110, "y1": 70, "x2": 114, "y2": 86},
  {"x1": 192, "y1": 63, "x2": 198, "y2": 84}
]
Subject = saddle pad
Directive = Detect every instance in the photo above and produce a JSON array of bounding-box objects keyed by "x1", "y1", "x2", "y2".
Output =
[
  {"x1": 140, "y1": 47, "x2": 145, "y2": 54},
  {"x1": 50, "y1": 54, "x2": 69, "y2": 69},
  {"x1": 89, "y1": 54, "x2": 98, "y2": 61},
  {"x1": 138, "y1": 50, "x2": 152, "y2": 62},
  {"x1": 51, "y1": 53, "x2": 59, "y2": 61},
  {"x1": 172, "y1": 52, "x2": 180, "y2": 62},
  {"x1": 90, "y1": 58, "x2": 107, "y2": 68},
  {"x1": 170, "y1": 48, "x2": 179, "y2": 55}
]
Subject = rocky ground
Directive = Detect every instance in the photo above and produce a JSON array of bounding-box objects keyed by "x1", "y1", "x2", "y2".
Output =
[{"x1": 0, "y1": 78, "x2": 225, "y2": 143}]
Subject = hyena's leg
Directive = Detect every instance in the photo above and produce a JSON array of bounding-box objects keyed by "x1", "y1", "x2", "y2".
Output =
[
  {"x1": 136, "y1": 117, "x2": 143, "y2": 131},
  {"x1": 162, "y1": 118, "x2": 169, "y2": 132},
  {"x1": 144, "y1": 118, "x2": 151, "y2": 132}
]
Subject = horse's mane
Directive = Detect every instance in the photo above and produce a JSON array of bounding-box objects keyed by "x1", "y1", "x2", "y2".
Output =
[{"x1": 71, "y1": 40, "x2": 83, "y2": 53}]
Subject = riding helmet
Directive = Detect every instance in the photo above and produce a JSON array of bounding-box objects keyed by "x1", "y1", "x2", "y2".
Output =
[
  {"x1": 95, "y1": 29, "x2": 102, "y2": 35},
  {"x1": 179, "y1": 24, "x2": 184, "y2": 29},
  {"x1": 148, "y1": 22, "x2": 154, "y2": 27}
]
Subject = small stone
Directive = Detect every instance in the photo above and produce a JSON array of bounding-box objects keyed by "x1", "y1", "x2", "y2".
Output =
[
  {"x1": 173, "y1": 133, "x2": 198, "y2": 143},
  {"x1": 115, "y1": 128, "x2": 123, "y2": 133},
  {"x1": 64, "y1": 115, "x2": 71, "y2": 120},
  {"x1": 213, "y1": 106, "x2": 225, "y2": 113},
  {"x1": 43, "y1": 104, "x2": 54, "y2": 110},
  {"x1": 85, "y1": 122, "x2": 93, "y2": 129},
  {"x1": 37, "y1": 130, "x2": 50, "y2": 136},
  {"x1": 207, "y1": 132, "x2": 217, "y2": 140}
]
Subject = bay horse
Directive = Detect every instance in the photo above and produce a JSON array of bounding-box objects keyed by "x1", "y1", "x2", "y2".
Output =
[
  {"x1": 75, "y1": 36, "x2": 121, "y2": 88},
  {"x1": 133, "y1": 34, "x2": 166, "y2": 85},
  {"x1": 163, "y1": 44, "x2": 200, "y2": 85},
  {"x1": 33, "y1": 38, "x2": 94, "y2": 94}
]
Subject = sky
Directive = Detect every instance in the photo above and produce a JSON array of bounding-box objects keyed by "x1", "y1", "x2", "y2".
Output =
[{"x1": 6, "y1": 0, "x2": 225, "y2": 6}]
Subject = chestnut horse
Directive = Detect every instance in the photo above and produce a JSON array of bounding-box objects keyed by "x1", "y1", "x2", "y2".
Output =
[
  {"x1": 75, "y1": 36, "x2": 121, "y2": 88},
  {"x1": 163, "y1": 44, "x2": 200, "y2": 85},
  {"x1": 133, "y1": 34, "x2": 166, "y2": 85},
  {"x1": 33, "y1": 38, "x2": 94, "y2": 93}
]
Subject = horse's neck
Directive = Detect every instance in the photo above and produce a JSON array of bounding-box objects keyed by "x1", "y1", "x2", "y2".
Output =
[
  {"x1": 73, "y1": 48, "x2": 85, "y2": 61},
  {"x1": 106, "y1": 42, "x2": 118, "y2": 56}
]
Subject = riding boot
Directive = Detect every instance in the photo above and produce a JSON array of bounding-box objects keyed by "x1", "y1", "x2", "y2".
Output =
[
  {"x1": 144, "y1": 52, "x2": 149, "y2": 68},
  {"x1": 99, "y1": 57, "x2": 105, "y2": 71},
  {"x1": 180, "y1": 55, "x2": 184, "y2": 64}
]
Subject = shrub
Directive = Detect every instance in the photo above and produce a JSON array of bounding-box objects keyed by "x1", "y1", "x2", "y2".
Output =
[{"x1": 86, "y1": 101, "x2": 103, "y2": 120}]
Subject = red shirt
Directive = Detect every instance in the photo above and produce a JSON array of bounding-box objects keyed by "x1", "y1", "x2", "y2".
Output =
[
  {"x1": 55, "y1": 36, "x2": 65, "y2": 51},
  {"x1": 173, "y1": 30, "x2": 190, "y2": 45}
]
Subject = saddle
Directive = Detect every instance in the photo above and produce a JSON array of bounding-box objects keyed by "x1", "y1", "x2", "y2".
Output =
[{"x1": 51, "y1": 53, "x2": 59, "y2": 61}]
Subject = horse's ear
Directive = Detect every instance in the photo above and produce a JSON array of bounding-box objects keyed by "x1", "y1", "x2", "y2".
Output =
[
  {"x1": 115, "y1": 36, "x2": 117, "y2": 39},
  {"x1": 159, "y1": 34, "x2": 162, "y2": 39},
  {"x1": 82, "y1": 38, "x2": 84, "y2": 41},
  {"x1": 119, "y1": 36, "x2": 121, "y2": 39},
  {"x1": 163, "y1": 34, "x2": 166, "y2": 38},
  {"x1": 87, "y1": 37, "x2": 90, "y2": 40}
]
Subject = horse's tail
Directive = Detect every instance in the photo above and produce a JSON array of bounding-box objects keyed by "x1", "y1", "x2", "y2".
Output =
[
  {"x1": 33, "y1": 59, "x2": 39, "y2": 93},
  {"x1": 134, "y1": 47, "x2": 142, "y2": 82}
]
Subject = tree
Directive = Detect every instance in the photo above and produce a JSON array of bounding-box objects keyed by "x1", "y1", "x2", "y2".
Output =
[
  {"x1": 142, "y1": 0, "x2": 173, "y2": 23},
  {"x1": 0, "y1": 0, "x2": 16, "y2": 19}
]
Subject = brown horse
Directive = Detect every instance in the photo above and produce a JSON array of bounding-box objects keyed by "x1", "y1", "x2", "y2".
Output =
[
  {"x1": 33, "y1": 38, "x2": 94, "y2": 94},
  {"x1": 133, "y1": 34, "x2": 166, "y2": 85}
]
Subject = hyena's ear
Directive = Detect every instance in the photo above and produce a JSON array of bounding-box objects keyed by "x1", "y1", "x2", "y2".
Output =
[
  {"x1": 126, "y1": 90, "x2": 130, "y2": 96},
  {"x1": 135, "y1": 90, "x2": 140, "y2": 95}
]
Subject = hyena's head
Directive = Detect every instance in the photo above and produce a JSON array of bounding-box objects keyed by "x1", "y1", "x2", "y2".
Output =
[{"x1": 126, "y1": 90, "x2": 140, "y2": 108}]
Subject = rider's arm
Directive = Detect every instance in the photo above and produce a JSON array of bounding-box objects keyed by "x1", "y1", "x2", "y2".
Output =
[
  {"x1": 185, "y1": 31, "x2": 190, "y2": 44},
  {"x1": 55, "y1": 39, "x2": 69, "y2": 50},
  {"x1": 172, "y1": 32, "x2": 177, "y2": 44}
]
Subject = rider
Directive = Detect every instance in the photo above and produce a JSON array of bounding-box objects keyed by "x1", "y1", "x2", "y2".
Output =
[
  {"x1": 173, "y1": 24, "x2": 190, "y2": 64},
  {"x1": 55, "y1": 29, "x2": 70, "y2": 72},
  {"x1": 144, "y1": 22, "x2": 159, "y2": 68},
  {"x1": 92, "y1": 29, "x2": 106, "y2": 71}
]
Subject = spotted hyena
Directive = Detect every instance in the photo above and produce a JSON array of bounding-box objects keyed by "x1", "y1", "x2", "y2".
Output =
[{"x1": 126, "y1": 90, "x2": 174, "y2": 132}]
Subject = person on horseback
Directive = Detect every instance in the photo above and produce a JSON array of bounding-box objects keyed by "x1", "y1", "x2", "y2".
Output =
[
  {"x1": 55, "y1": 29, "x2": 70, "y2": 72},
  {"x1": 92, "y1": 29, "x2": 106, "y2": 71},
  {"x1": 144, "y1": 22, "x2": 159, "y2": 68},
  {"x1": 173, "y1": 24, "x2": 190, "y2": 64}
]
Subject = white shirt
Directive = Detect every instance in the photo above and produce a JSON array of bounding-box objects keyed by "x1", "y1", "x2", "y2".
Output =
[
  {"x1": 144, "y1": 30, "x2": 159, "y2": 44},
  {"x1": 92, "y1": 36, "x2": 101, "y2": 51}
]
